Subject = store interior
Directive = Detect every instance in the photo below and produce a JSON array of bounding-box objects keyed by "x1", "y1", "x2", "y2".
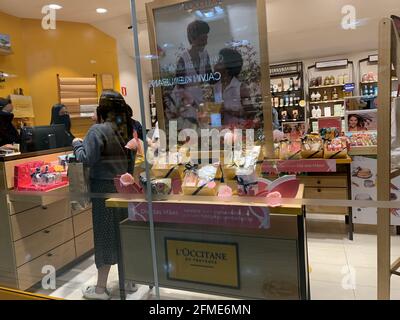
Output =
[{"x1": 1, "y1": 0, "x2": 400, "y2": 300}]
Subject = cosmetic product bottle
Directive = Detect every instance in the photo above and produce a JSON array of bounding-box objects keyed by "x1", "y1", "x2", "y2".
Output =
[{"x1": 316, "y1": 106, "x2": 322, "y2": 118}]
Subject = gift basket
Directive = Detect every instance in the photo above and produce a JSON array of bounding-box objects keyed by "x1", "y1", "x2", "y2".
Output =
[
  {"x1": 182, "y1": 163, "x2": 220, "y2": 196},
  {"x1": 279, "y1": 140, "x2": 302, "y2": 160},
  {"x1": 319, "y1": 128, "x2": 348, "y2": 159},
  {"x1": 301, "y1": 134, "x2": 324, "y2": 159},
  {"x1": 150, "y1": 151, "x2": 185, "y2": 180},
  {"x1": 323, "y1": 137, "x2": 348, "y2": 159}
]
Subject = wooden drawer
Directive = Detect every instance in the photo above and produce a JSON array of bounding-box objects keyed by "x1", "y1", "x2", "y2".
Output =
[
  {"x1": 72, "y1": 205, "x2": 92, "y2": 216},
  {"x1": 305, "y1": 187, "x2": 348, "y2": 214},
  {"x1": 299, "y1": 176, "x2": 347, "y2": 188},
  {"x1": 73, "y1": 209, "x2": 92, "y2": 236},
  {"x1": 305, "y1": 187, "x2": 348, "y2": 200},
  {"x1": 75, "y1": 229, "x2": 94, "y2": 257},
  {"x1": 8, "y1": 201, "x2": 39, "y2": 216},
  {"x1": 14, "y1": 218, "x2": 74, "y2": 267},
  {"x1": 9, "y1": 186, "x2": 69, "y2": 207},
  {"x1": 17, "y1": 240, "x2": 76, "y2": 291},
  {"x1": 11, "y1": 200, "x2": 70, "y2": 241}
]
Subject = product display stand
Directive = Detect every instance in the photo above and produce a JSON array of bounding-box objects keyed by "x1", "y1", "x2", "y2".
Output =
[
  {"x1": 106, "y1": 186, "x2": 310, "y2": 300},
  {"x1": 307, "y1": 60, "x2": 355, "y2": 132},
  {"x1": 270, "y1": 61, "x2": 305, "y2": 125},
  {"x1": 263, "y1": 157, "x2": 354, "y2": 240},
  {"x1": 377, "y1": 16, "x2": 400, "y2": 300}
]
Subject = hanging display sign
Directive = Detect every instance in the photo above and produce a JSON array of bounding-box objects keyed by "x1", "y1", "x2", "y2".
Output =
[
  {"x1": 270, "y1": 62, "x2": 302, "y2": 77},
  {"x1": 165, "y1": 239, "x2": 240, "y2": 288},
  {"x1": 316, "y1": 59, "x2": 348, "y2": 69}
]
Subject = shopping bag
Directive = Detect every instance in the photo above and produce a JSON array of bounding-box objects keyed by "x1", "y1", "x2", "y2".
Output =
[{"x1": 68, "y1": 161, "x2": 91, "y2": 211}]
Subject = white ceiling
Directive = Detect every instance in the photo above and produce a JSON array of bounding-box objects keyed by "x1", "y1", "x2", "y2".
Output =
[{"x1": 1, "y1": 0, "x2": 400, "y2": 62}]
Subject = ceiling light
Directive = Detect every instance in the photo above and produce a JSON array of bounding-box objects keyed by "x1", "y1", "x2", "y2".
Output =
[
  {"x1": 48, "y1": 4, "x2": 62, "y2": 10},
  {"x1": 96, "y1": 8, "x2": 108, "y2": 14}
]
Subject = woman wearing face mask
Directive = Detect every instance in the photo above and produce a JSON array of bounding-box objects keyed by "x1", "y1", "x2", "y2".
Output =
[
  {"x1": 0, "y1": 97, "x2": 20, "y2": 148},
  {"x1": 50, "y1": 104, "x2": 75, "y2": 145},
  {"x1": 73, "y1": 90, "x2": 135, "y2": 300}
]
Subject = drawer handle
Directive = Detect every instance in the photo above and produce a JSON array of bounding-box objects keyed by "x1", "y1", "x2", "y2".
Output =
[
  {"x1": 317, "y1": 189, "x2": 322, "y2": 193},
  {"x1": 41, "y1": 206, "x2": 48, "y2": 210},
  {"x1": 47, "y1": 253, "x2": 53, "y2": 257},
  {"x1": 44, "y1": 230, "x2": 51, "y2": 234},
  {"x1": 317, "y1": 180, "x2": 321, "y2": 185}
]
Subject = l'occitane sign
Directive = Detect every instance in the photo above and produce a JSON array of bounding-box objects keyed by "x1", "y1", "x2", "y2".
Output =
[{"x1": 166, "y1": 239, "x2": 239, "y2": 288}]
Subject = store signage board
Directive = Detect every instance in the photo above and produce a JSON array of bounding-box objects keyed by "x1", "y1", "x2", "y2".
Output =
[
  {"x1": 316, "y1": 59, "x2": 348, "y2": 69},
  {"x1": 344, "y1": 83, "x2": 356, "y2": 92},
  {"x1": 270, "y1": 62, "x2": 301, "y2": 77},
  {"x1": 262, "y1": 159, "x2": 337, "y2": 173},
  {"x1": 10, "y1": 95, "x2": 34, "y2": 118},
  {"x1": 165, "y1": 239, "x2": 239, "y2": 288},
  {"x1": 128, "y1": 202, "x2": 270, "y2": 229},
  {"x1": 369, "y1": 55, "x2": 378, "y2": 63}
]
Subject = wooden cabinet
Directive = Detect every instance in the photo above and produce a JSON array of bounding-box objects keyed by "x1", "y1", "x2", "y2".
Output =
[
  {"x1": 301, "y1": 174, "x2": 349, "y2": 215},
  {"x1": 0, "y1": 149, "x2": 94, "y2": 291},
  {"x1": 14, "y1": 218, "x2": 74, "y2": 267},
  {"x1": 17, "y1": 240, "x2": 76, "y2": 290},
  {"x1": 73, "y1": 209, "x2": 93, "y2": 237},
  {"x1": 299, "y1": 176, "x2": 347, "y2": 188},
  {"x1": 10, "y1": 200, "x2": 70, "y2": 241}
]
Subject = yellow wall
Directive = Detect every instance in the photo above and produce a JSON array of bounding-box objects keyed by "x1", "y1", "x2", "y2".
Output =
[
  {"x1": 0, "y1": 12, "x2": 30, "y2": 98},
  {"x1": 0, "y1": 12, "x2": 120, "y2": 126}
]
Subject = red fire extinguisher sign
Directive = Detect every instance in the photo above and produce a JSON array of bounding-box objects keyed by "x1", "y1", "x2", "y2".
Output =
[{"x1": 121, "y1": 87, "x2": 127, "y2": 96}]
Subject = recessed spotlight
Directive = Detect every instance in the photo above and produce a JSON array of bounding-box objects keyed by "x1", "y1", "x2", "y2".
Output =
[
  {"x1": 48, "y1": 4, "x2": 63, "y2": 10},
  {"x1": 96, "y1": 8, "x2": 108, "y2": 14}
]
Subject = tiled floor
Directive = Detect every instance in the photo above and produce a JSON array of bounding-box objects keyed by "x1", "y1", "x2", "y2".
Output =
[{"x1": 32, "y1": 216, "x2": 400, "y2": 300}]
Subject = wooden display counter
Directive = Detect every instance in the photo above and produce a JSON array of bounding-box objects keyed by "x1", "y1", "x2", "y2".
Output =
[
  {"x1": 263, "y1": 158, "x2": 354, "y2": 239},
  {"x1": 0, "y1": 148, "x2": 93, "y2": 291},
  {"x1": 106, "y1": 185, "x2": 310, "y2": 300}
]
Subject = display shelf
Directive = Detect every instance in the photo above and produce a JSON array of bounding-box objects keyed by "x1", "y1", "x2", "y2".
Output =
[
  {"x1": 309, "y1": 99, "x2": 345, "y2": 105},
  {"x1": 107, "y1": 184, "x2": 305, "y2": 215},
  {"x1": 348, "y1": 146, "x2": 377, "y2": 156},
  {"x1": 0, "y1": 47, "x2": 13, "y2": 56},
  {"x1": 280, "y1": 120, "x2": 305, "y2": 123},
  {"x1": 309, "y1": 116, "x2": 345, "y2": 120},
  {"x1": 270, "y1": 61, "x2": 305, "y2": 125},
  {"x1": 309, "y1": 84, "x2": 345, "y2": 89},
  {"x1": 360, "y1": 81, "x2": 378, "y2": 85},
  {"x1": 271, "y1": 89, "x2": 302, "y2": 95}
]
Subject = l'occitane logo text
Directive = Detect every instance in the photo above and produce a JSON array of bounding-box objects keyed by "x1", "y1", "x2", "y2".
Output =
[{"x1": 176, "y1": 248, "x2": 227, "y2": 261}]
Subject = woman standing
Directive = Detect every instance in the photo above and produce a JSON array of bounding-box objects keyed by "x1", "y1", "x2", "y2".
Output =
[{"x1": 73, "y1": 90, "x2": 134, "y2": 300}]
